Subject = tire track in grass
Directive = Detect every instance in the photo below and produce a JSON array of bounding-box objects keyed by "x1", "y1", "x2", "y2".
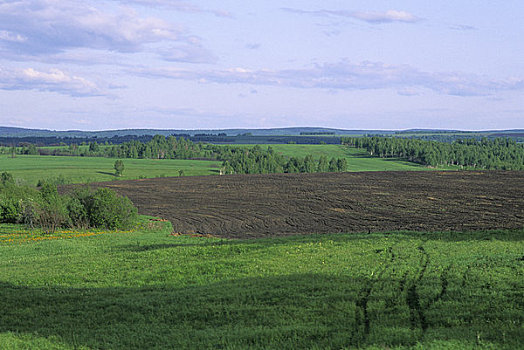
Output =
[
  {"x1": 425, "y1": 265, "x2": 451, "y2": 309},
  {"x1": 406, "y1": 244, "x2": 429, "y2": 332},
  {"x1": 352, "y1": 245, "x2": 395, "y2": 345}
]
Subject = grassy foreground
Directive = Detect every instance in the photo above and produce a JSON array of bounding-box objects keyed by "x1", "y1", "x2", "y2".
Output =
[
  {"x1": 0, "y1": 155, "x2": 222, "y2": 185},
  {"x1": 0, "y1": 221, "x2": 522, "y2": 349}
]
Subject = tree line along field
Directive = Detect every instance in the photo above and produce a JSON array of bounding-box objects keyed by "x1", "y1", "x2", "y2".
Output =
[
  {"x1": 242, "y1": 144, "x2": 435, "y2": 172},
  {"x1": 0, "y1": 221, "x2": 522, "y2": 349},
  {"x1": 1, "y1": 144, "x2": 437, "y2": 186}
]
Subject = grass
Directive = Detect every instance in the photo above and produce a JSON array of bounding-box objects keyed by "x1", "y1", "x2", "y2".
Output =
[
  {"x1": 0, "y1": 155, "x2": 222, "y2": 185},
  {"x1": 0, "y1": 221, "x2": 522, "y2": 349},
  {"x1": 238, "y1": 144, "x2": 444, "y2": 172}
]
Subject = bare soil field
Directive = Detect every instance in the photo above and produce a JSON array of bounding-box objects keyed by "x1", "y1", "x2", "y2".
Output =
[{"x1": 89, "y1": 171, "x2": 524, "y2": 238}]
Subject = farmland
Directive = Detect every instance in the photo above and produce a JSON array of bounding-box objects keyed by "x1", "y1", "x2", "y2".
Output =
[
  {"x1": 0, "y1": 144, "x2": 434, "y2": 185},
  {"x1": 1, "y1": 220, "x2": 523, "y2": 349},
  {"x1": 0, "y1": 155, "x2": 222, "y2": 185},
  {"x1": 91, "y1": 171, "x2": 524, "y2": 238},
  {"x1": 1, "y1": 142, "x2": 523, "y2": 349}
]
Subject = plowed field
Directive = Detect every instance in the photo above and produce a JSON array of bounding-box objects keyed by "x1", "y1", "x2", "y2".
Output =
[{"x1": 91, "y1": 171, "x2": 524, "y2": 238}]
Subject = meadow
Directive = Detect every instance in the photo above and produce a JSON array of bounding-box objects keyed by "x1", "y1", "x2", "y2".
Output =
[
  {"x1": 0, "y1": 155, "x2": 222, "y2": 186},
  {"x1": 0, "y1": 144, "x2": 438, "y2": 186},
  {"x1": 0, "y1": 220, "x2": 522, "y2": 349},
  {"x1": 235, "y1": 144, "x2": 437, "y2": 172}
]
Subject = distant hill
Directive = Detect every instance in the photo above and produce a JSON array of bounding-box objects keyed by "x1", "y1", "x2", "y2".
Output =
[
  {"x1": 0, "y1": 126, "x2": 392, "y2": 138},
  {"x1": 0, "y1": 126, "x2": 522, "y2": 143}
]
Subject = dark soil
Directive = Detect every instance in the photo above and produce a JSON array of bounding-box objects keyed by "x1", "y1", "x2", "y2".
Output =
[{"x1": 85, "y1": 171, "x2": 524, "y2": 238}]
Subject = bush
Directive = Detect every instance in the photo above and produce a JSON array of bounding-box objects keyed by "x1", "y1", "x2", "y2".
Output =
[
  {"x1": 1, "y1": 180, "x2": 139, "y2": 231},
  {"x1": 36, "y1": 195, "x2": 70, "y2": 233},
  {"x1": 85, "y1": 188, "x2": 137, "y2": 230},
  {"x1": 0, "y1": 182, "x2": 39, "y2": 223},
  {"x1": 66, "y1": 196, "x2": 89, "y2": 229},
  {"x1": 18, "y1": 198, "x2": 39, "y2": 228}
]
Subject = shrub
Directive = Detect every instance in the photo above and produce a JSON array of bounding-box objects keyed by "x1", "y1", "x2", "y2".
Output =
[
  {"x1": 66, "y1": 195, "x2": 89, "y2": 229},
  {"x1": 18, "y1": 198, "x2": 39, "y2": 228},
  {"x1": 0, "y1": 180, "x2": 138, "y2": 231},
  {"x1": 0, "y1": 182, "x2": 39, "y2": 223},
  {"x1": 86, "y1": 188, "x2": 137, "y2": 230},
  {"x1": 36, "y1": 195, "x2": 70, "y2": 233},
  {"x1": 1, "y1": 172, "x2": 14, "y2": 185}
]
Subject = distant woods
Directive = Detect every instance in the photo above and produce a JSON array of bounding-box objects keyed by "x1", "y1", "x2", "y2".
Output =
[
  {"x1": 342, "y1": 136, "x2": 524, "y2": 170},
  {"x1": 3, "y1": 135, "x2": 348, "y2": 175}
]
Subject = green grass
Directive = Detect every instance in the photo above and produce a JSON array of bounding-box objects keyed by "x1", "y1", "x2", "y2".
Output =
[
  {"x1": 238, "y1": 144, "x2": 443, "y2": 171},
  {"x1": 0, "y1": 155, "x2": 222, "y2": 185},
  {"x1": 0, "y1": 221, "x2": 522, "y2": 349}
]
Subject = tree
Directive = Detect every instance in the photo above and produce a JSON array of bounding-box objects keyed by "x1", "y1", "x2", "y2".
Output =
[{"x1": 114, "y1": 160, "x2": 125, "y2": 177}]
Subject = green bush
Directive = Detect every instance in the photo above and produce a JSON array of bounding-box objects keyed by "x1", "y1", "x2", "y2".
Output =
[
  {"x1": 86, "y1": 188, "x2": 137, "y2": 230},
  {"x1": 0, "y1": 182, "x2": 39, "y2": 223},
  {"x1": 66, "y1": 196, "x2": 89, "y2": 229},
  {"x1": 0, "y1": 179, "x2": 139, "y2": 231},
  {"x1": 36, "y1": 196, "x2": 70, "y2": 233},
  {"x1": 18, "y1": 198, "x2": 39, "y2": 228}
]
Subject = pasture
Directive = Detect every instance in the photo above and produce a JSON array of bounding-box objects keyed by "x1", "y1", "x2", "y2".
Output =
[
  {"x1": 238, "y1": 144, "x2": 441, "y2": 171},
  {"x1": 0, "y1": 155, "x2": 222, "y2": 185},
  {"x1": 0, "y1": 144, "x2": 438, "y2": 186},
  {"x1": 0, "y1": 220, "x2": 522, "y2": 349}
]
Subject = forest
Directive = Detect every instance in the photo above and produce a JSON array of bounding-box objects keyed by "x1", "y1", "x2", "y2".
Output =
[{"x1": 342, "y1": 136, "x2": 524, "y2": 170}]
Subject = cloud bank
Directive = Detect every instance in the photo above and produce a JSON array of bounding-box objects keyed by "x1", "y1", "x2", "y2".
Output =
[
  {"x1": 0, "y1": 66, "x2": 102, "y2": 96},
  {"x1": 0, "y1": 0, "x2": 215, "y2": 63},
  {"x1": 132, "y1": 60, "x2": 524, "y2": 97},
  {"x1": 282, "y1": 8, "x2": 422, "y2": 24}
]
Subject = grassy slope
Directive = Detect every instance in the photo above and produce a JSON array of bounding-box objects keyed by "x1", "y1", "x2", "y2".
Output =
[
  {"x1": 0, "y1": 223, "x2": 522, "y2": 349},
  {"x1": 240, "y1": 144, "x2": 435, "y2": 171},
  {"x1": 0, "y1": 155, "x2": 222, "y2": 185}
]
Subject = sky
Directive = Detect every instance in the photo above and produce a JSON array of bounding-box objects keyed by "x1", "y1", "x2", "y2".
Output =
[{"x1": 0, "y1": 0, "x2": 523, "y2": 131}]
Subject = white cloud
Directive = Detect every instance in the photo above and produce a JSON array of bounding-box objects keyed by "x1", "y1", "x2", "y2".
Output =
[
  {"x1": 117, "y1": 0, "x2": 233, "y2": 18},
  {"x1": 351, "y1": 10, "x2": 420, "y2": 23},
  {"x1": 130, "y1": 60, "x2": 524, "y2": 97},
  {"x1": 0, "y1": 0, "x2": 190, "y2": 56},
  {"x1": 0, "y1": 66, "x2": 103, "y2": 96},
  {"x1": 282, "y1": 8, "x2": 422, "y2": 24},
  {"x1": 0, "y1": 30, "x2": 27, "y2": 43}
]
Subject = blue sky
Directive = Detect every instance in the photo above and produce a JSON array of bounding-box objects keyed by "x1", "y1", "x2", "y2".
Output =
[{"x1": 0, "y1": 0, "x2": 523, "y2": 131}]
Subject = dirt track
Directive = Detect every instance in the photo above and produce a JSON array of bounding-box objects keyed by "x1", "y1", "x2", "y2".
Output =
[{"x1": 91, "y1": 171, "x2": 524, "y2": 238}]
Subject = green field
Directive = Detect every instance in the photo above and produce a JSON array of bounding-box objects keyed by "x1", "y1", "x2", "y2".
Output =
[
  {"x1": 0, "y1": 155, "x2": 222, "y2": 185},
  {"x1": 239, "y1": 144, "x2": 441, "y2": 171},
  {"x1": 1, "y1": 145, "x2": 445, "y2": 186},
  {"x1": 1, "y1": 221, "x2": 522, "y2": 349}
]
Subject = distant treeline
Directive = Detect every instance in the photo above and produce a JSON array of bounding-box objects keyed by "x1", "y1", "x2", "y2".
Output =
[
  {"x1": 342, "y1": 136, "x2": 524, "y2": 170},
  {"x1": 0, "y1": 135, "x2": 154, "y2": 147},
  {"x1": 397, "y1": 134, "x2": 524, "y2": 143},
  {"x1": 300, "y1": 132, "x2": 336, "y2": 136},
  {"x1": 0, "y1": 134, "x2": 342, "y2": 147},
  {"x1": 5, "y1": 135, "x2": 348, "y2": 175}
]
